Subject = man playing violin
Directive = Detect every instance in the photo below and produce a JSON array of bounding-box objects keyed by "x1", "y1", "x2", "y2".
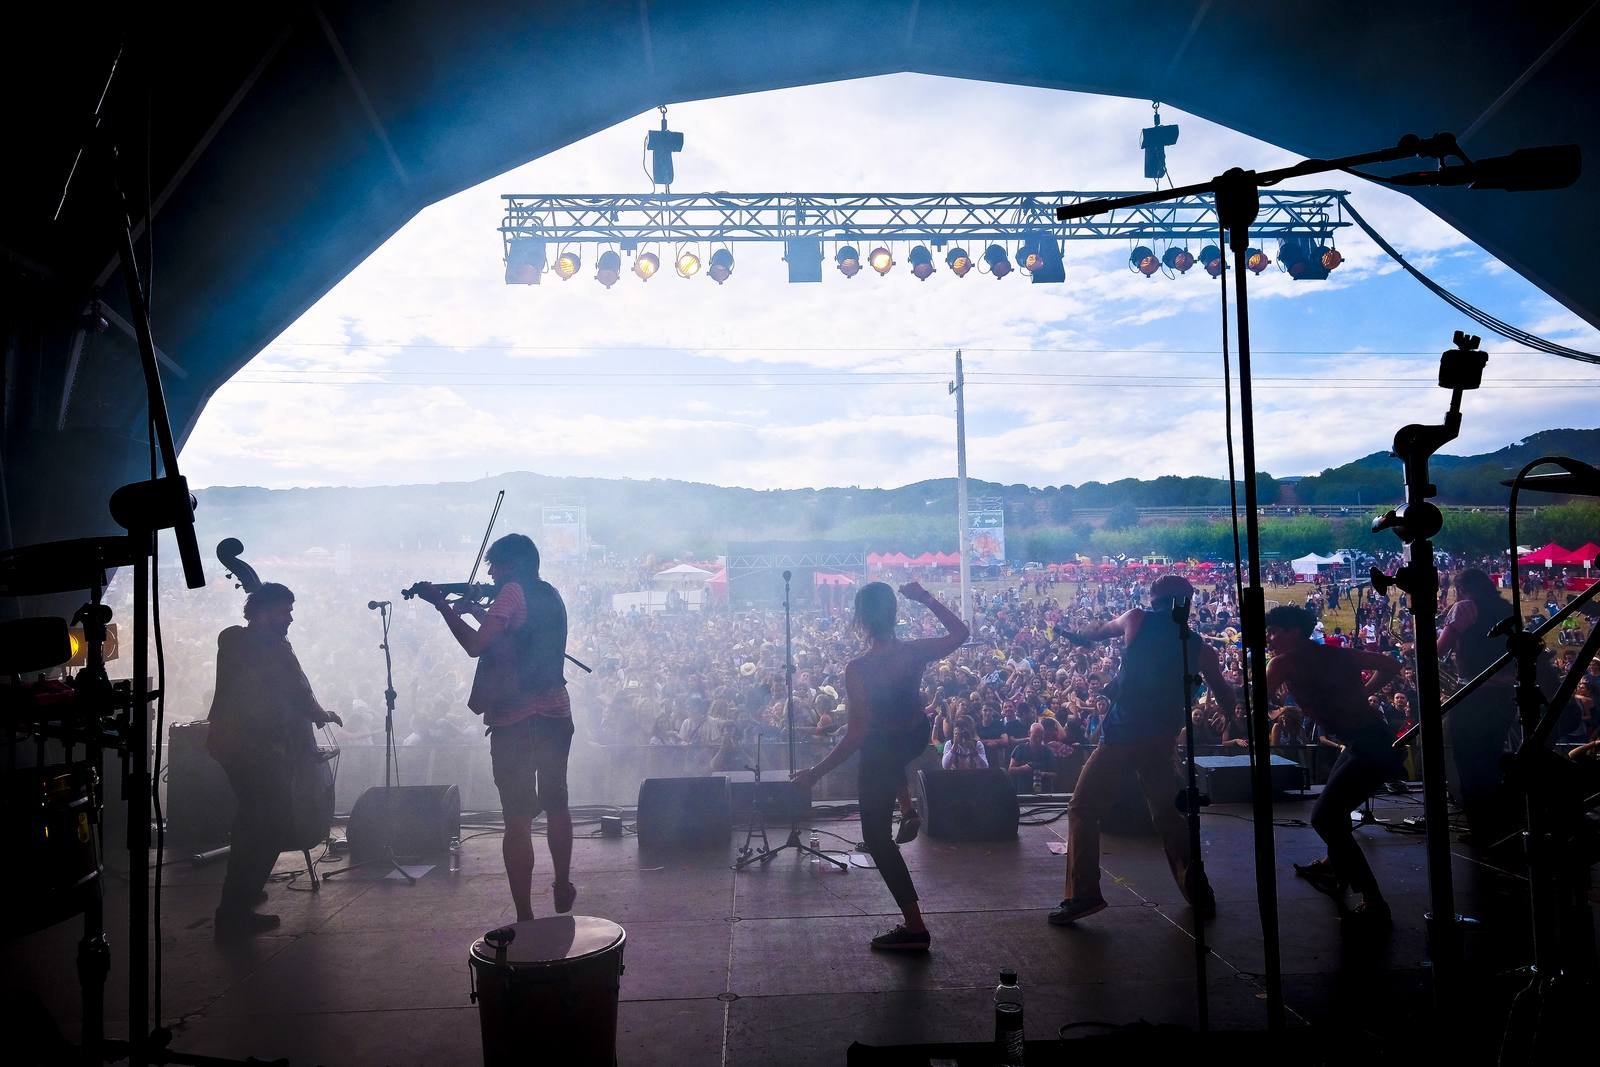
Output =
[
  {"x1": 206, "y1": 582, "x2": 342, "y2": 939},
  {"x1": 414, "y1": 534, "x2": 575, "y2": 920}
]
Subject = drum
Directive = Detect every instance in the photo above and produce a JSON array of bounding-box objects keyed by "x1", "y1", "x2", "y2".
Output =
[
  {"x1": 3, "y1": 762, "x2": 101, "y2": 938},
  {"x1": 468, "y1": 915, "x2": 626, "y2": 1066}
]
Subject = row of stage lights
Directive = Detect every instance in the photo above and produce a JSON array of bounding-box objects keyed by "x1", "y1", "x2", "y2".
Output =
[
  {"x1": 523, "y1": 236, "x2": 1343, "y2": 287},
  {"x1": 1128, "y1": 238, "x2": 1344, "y2": 280},
  {"x1": 535, "y1": 241, "x2": 1057, "y2": 286}
]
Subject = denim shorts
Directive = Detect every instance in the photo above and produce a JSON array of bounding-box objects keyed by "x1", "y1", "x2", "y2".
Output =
[{"x1": 489, "y1": 715, "x2": 574, "y2": 818}]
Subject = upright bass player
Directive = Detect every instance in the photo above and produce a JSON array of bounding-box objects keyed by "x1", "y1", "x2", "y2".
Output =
[{"x1": 412, "y1": 534, "x2": 576, "y2": 920}]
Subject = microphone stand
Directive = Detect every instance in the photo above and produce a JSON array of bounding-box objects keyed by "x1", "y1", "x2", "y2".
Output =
[
  {"x1": 1369, "y1": 332, "x2": 1486, "y2": 1001},
  {"x1": 323, "y1": 602, "x2": 416, "y2": 884},
  {"x1": 1055, "y1": 132, "x2": 1574, "y2": 1025},
  {"x1": 735, "y1": 569, "x2": 845, "y2": 871},
  {"x1": 1173, "y1": 597, "x2": 1211, "y2": 1032}
]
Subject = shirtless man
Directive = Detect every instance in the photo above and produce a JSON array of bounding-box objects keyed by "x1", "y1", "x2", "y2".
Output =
[{"x1": 1264, "y1": 604, "x2": 1404, "y2": 932}]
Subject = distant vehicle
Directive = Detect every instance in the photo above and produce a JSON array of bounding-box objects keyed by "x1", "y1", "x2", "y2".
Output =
[{"x1": 1022, "y1": 561, "x2": 1044, "y2": 572}]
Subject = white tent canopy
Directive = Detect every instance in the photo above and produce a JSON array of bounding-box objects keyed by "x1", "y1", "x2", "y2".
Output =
[
  {"x1": 1290, "y1": 551, "x2": 1347, "y2": 577},
  {"x1": 653, "y1": 563, "x2": 714, "y2": 587}
]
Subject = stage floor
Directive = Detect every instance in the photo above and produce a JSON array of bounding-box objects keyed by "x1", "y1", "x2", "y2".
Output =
[{"x1": 3, "y1": 792, "x2": 1579, "y2": 1065}]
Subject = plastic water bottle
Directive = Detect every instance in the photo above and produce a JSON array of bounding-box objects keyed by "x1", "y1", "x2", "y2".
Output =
[
  {"x1": 994, "y1": 969, "x2": 1025, "y2": 1066},
  {"x1": 1032, "y1": 769, "x2": 1043, "y2": 794},
  {"x1": 809, "y1": 828, "x2": 821, "y2": 866},
  {"x1": 448, "y1": 836, "x2": 462, "y2": 873}
]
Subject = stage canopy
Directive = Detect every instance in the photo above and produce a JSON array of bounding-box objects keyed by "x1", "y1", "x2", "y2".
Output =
[{"x1": 1291, "y1": 552, "x2": 1346, "y2": 576}]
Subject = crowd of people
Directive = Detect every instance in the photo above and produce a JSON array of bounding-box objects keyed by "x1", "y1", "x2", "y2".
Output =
[{"x1": 107, "y1": 551, "x2": 1599, "y2": 799}]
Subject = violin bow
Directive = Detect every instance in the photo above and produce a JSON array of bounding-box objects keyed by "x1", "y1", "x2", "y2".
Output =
[{"x1": 465, "y1": 490, "x2": 505, "y2": 591}]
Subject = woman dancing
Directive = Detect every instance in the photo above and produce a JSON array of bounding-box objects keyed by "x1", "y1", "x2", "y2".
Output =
[{"x1": 793, "y1": 581, "x2": 969, "y2": 951}]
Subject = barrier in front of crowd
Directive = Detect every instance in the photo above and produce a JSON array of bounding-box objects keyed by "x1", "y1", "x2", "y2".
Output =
[{"x1": 324, "y1": 738, "x2": 1363, "y2": 813}]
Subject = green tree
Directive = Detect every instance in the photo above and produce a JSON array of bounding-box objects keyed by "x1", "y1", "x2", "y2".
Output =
[{"x1": 1104, "y1": 501, "x2": 1141, "y2": 529}]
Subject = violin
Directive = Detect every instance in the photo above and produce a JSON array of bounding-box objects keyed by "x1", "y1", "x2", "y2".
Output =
[{"x1": 401, "y1": 491, "x2": 502, "y2": 608}]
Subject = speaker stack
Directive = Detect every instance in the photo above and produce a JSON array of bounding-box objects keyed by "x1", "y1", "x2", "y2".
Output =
[
  {"x1": 915, "y1": 769, "x2": 1020, "y2": 842},
  {"x1": 635, "y1": 776, "x2": 732, "y2": 848}
]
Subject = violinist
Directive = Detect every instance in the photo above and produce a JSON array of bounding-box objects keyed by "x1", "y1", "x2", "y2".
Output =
[
  {"x1": 206, "y1": 582, "x2": 342, "y2": 939},
  {"x1": 413, "y1": 534, "x2": 575, "y2": 920}
]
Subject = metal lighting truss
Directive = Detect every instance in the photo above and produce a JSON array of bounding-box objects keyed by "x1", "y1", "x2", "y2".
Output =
[{"x1": 499, "y1": 189, "x2": 1350, "y2": 251}]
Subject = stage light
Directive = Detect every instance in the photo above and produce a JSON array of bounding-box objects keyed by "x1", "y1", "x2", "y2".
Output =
[
  {"x1": 908, "y1": 245, "x2": 935, "y2": 281},
  {"x1": 1163, "y1": 247, "x2": 1195, "y2": 274},
  {"x1": 1019, "y1": 230, "x2": 1064, "y2": 284},
  {"x1": 553, "y1": 250, "x2": 581, "y2": 281},
  {"x1": 836, "y1": 245, "x2": 862, "y2": 278},
  {"x1": 868, "y1": 246, "x2": 894, "y2": 275},
  {"x1": 505, "y1": 237, "x2": 546, "y2": 285},
  {"x1": 708, "y1": 248, "x2": 734, "y2": 284},
  {"x1": 1018, "y1": 242, "x2": 1045, "y2": 275},
  {"x1": 1320, "y1": 246, "x2": 1343, "y2": 272},
  {"x1": 675, "y1": 248, "x2": 701, "y2": 279},
  {"x1": 946, "y1": 247, "x2": 973, "y2": 277},
  {"x1": 632, "y1": 251, "x2": 660, "y2": 280},
  {"x1": 1199, "y1": 244, "x2": 1224, "y2": 278},
  {"x1": 1246, "y1": 247, "x2": 1270, "y2": 274},
  {"x1": 983, "y1": 244, "x2": 1012, "y2": 280},
  {"x1": 1130, "y1": 245, "x2": 1160, "y2": 277},
  {"x1": 595, "y1": 250, "x2": 622, "y2": 288}
]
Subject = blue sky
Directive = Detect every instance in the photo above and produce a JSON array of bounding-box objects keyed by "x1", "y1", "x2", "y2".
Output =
[{"x1": 179, "y1": 75, "x2": 1600, "y2": 491}]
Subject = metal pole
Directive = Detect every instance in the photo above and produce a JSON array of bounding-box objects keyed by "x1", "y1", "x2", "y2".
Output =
[{"x1": 952, "y1": 350, "x2": 972, "y2": 629}]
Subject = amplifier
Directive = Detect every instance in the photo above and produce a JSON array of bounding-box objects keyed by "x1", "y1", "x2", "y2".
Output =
[
  {"x1": 1192, "y1": 754, "x2": 1306, "y2": 803},
  {"x1": 164, "y1": 720, "x2": 235, "y2": 850}
]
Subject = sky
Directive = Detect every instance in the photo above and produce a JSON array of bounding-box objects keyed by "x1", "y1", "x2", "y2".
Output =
[{"x1": 179, "y1": 74, "x2": 1600, "y2": 492}]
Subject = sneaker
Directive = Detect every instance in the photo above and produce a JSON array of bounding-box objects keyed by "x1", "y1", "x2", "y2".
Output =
[
  {"x1": 214, "y1": 909, "x2": 280, "y2": 940},
  {"x1": 894, "y1": 814, "x2": 923, "y2": 845},
  {"x1": 1048, "y1": 897, "x2": 1108, "y2": 926},
  {"x1": 1341, "y1": 898, "x2": 1392, "y2": 934},
  {"x1": 869, "y1": 924, "x2": 931, "y2": 952},
  {"x1": 552, "y1": 881, "x2": 577, "y2": 914},
  {"x1": 1293, "y1": 858, "x2": 1346, "y2": 898}
]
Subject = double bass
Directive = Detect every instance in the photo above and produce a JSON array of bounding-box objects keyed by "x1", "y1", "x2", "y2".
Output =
[{"x1": 216, "y1": 538, "x2": 338, "y2": 852}]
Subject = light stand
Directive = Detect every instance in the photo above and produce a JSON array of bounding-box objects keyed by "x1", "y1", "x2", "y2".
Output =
[
  {"x1": 734, "y1": 570, "x2": 845, "y2": 871},
  {"x1": 1056, "y1": 132, "x2": 1578, "y2": 1025},
  {"x1": 1368, "y1": 332, "x2": 1487, "y2": 994},
  {"x1": 1173, "y1": 596, "x2": 1211, "y2": 1032},
  {"x1": 322, "y1": 602, "x2": 416, "y2": 884}
]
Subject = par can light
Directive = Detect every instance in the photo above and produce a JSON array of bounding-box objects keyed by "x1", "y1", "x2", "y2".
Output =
[
  {"x1": 908, "y1": 245, "x2": 935, "y2": 281},
  {"x1": 868, "y1": 246, "x2": 894, "y2": 275},
  {"x1": 1162, "y1": 247, "x2": 1195, "y2": 274},
  {"x1": 983, "y1": 244, "x2": 1012, "y2": 280},
  {"x1": 1130, "y1": 245, "x2": 1160, "y2": 277},
  {"x1": 595, "y1": 250, "x2": 622, "y2": 288},
  {"x1": 945, "y1": 247, "x2": 972, "y2": 277},
  {"x1": 836, "y1": 245, "x2": 862, "y2": 278},
  {"x1": 708, "y1": 248, "x2": 735, "y2": 284},
  {"x1": 553, "y1": 250, "x2": 581, "y2": 281},
  {"x1": 632, "y1": 251, "x2": 660, "y2": 280}
]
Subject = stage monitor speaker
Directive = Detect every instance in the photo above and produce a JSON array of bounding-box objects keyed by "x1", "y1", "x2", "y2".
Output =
[
  {"x1": 164, "y1": 721, "x2": 235, "y2": 850},
  {"x1": 1192, "y1": 754, "x2": 1304, "y2": 804},
  {"x1": 719, "y1": 770, "x2": 811, "y2": 822},
  {"x1": 636, "y1": 776, "x2": 731, "y2": 848},
  {"x1": 915, "y1": 769, "x2": 1019, "y2": 842},
  {"x1": 346, "y1": 785, "x2": 461, "y2": 860}
]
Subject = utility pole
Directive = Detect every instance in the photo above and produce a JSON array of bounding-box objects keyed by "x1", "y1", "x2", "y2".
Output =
[{"x1": 950, "y1": 350, "x2": 971, "y2": 629}]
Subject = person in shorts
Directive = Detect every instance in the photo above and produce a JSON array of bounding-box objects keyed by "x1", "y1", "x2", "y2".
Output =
[{"x1": 416, "y1": 534, "x2": 574, "y2": 920}]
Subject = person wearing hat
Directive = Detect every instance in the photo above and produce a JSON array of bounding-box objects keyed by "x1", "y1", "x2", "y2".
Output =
[{"x1": 1049, "y1": 574, "x2": 1234, "y2": 927}]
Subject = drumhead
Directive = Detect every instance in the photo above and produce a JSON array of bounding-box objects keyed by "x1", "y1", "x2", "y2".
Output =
[{"x1": 470, "y1": 916, "x2": 624, "y2": 969}]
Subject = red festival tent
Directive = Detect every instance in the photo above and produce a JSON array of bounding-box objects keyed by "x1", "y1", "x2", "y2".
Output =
[
  {"x1": 1518, "y1": 542, "x2": 1580, "y2": 565},
  {"x1": 1572, "y1": 543, "x2": 1600, "y2": 566},
  {"x1": 935, "y1": 552, "x2": 961, "y2": 567},
  {"x1": 866, "y1": 552, "x2": 883, "y2": 567},
  {"x1": 813, "y1": 571, "x2": 857, "y2": 587},
  {"x1": 911, "y1": 551, "x2": 937, "y2": 566},
  {"x1": 884, "y1": 552, "x2": 911, "y2": 566}
]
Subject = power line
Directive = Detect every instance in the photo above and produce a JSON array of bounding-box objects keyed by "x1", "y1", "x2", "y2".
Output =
[{"x1": 264, "y1": 340, "x2": 1579, "y2": 357}]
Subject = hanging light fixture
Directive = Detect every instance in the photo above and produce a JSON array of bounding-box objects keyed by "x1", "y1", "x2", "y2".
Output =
[
  {"x1": 983, "y1": 244, "x2": 1013, "y2": 280},
  {"x1": 1320, "y1": 246, "x2": 1344, "y2": 272},
  {"x1": 1129, "y1": 245, "x2": 1160, "y2": 277},
  {"x1": 1018, "y1": 240, "x2": 1046, "y2": 275},
  {"x1": 836, "y1": 245, "x2": 862, "y2": 278},
  {"x1": 675, "y1": 247, "x2": 702, "y2": 278},
  {"x1": 632, "y1": 251, "x2": 660, "y2": 281},
  {"x1": 1162, "y1": 247, "x2": 1195, "y2": 274},
  {"x1": 553, "y1": 249, "x2": 582, "y2": 281},
  {"x1": 907, "y1": 245, "x2": 935, "y2": 281},
  {"x1": 1246, "y1": 247, "x2": 1270, "y2": 274},
  {"x1": 945, "y1": 247, "x2": 972, "y2": 278},
  {"x1": 708, "y1": 248, "x2": 735, "y2": 284},
  {"x1": 595, "y1": 250, "x2": 622, "y2": 288},
  {"x1": 1198, "y1": 244, "x2": 1224, "y2": 278},
  {"x1": 868, "y1": 245, "x2": 895, "y2": 275}
]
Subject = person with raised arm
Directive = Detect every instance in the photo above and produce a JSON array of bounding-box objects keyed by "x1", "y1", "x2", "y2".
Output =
[
  {"x1": 792, "y1": 581, "x2": 968, "y2": 952},
  {"x1": 1049, "y1": 574, "x2": 1233, "y2": 926}
]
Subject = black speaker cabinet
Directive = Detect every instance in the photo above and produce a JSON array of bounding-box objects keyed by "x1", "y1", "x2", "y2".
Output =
[
  {"x1": 719, "y1": 770, "x2": 811, "y2": 822},
  {"x1": 636, "y1": 776, "x2": 731, "y2": 848},
  {"x1": 346, "y1": 785, "x2": 462, "y2": 860},
  {"x1": 164, "y1": 721, "x2": 235, "y2": 849},
  {"x1": 915, "y1": 769, "x2": 1019, "y2": 842},
  {"x1": 1193, "y1": 754, "x2": 1305, "y2": 803}
]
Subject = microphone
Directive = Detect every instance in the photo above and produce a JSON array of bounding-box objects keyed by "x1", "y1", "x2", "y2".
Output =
[
  {"x1": 367, "y1": 600, "x2": 391, "y2": 610},
  {"x1": 782, "y1": 570, "x2": 792, "y2": 581},
  {"x1": 1171, "y1": 596, "x2": 1192, "y2": 627},
  {"x1": 1380, "y1": 144, "x2": 1580, "y2": 192}
]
